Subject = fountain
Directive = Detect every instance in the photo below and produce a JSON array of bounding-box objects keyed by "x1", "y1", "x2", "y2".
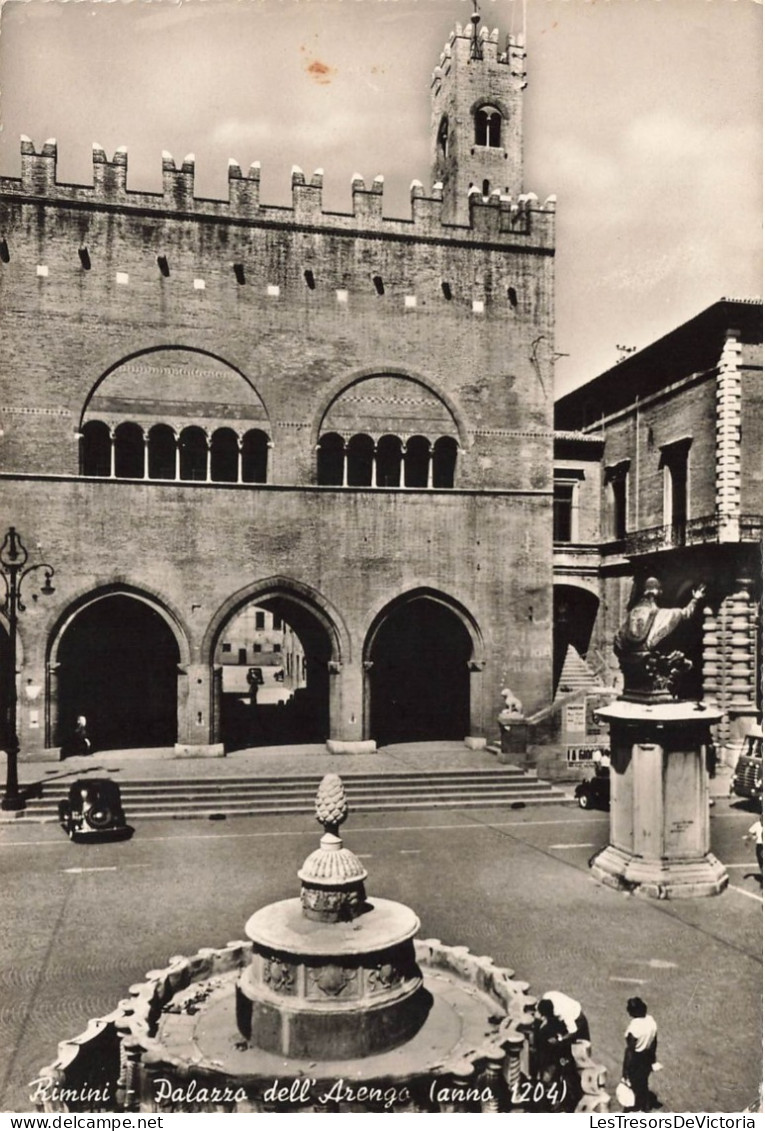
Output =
[{"x1": 33, "y1": 775, "x2": 609, "y2": 1113}]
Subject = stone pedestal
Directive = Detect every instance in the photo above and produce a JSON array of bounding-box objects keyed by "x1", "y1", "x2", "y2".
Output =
[
  {"x1": 498, "y1": 717, "x2": 528, "y2": 764},
  {"x1": 591, "y1": 700, "x2": 728, "y2": 899}
]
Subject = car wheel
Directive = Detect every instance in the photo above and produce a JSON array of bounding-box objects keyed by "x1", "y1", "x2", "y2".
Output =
[
  {"x1": 86, "y1": 806, "x2": 113, "y2": 830},
  {"x1": 578, "y1": 792, "x2": 593, "y2": 810}
]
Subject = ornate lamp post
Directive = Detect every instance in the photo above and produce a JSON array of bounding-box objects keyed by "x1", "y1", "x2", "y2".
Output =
[{"x1": 0, "y1": 527, "x2": 55, "y2": 811}]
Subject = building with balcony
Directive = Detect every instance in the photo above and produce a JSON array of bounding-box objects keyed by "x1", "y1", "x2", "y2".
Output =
[{"x1": 554, "y1": 298, "x2": 762, "y2": 746}]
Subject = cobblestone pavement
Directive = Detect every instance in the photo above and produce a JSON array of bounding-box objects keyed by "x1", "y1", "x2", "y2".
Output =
[{"x1": 0, "y1": 798, "x2": 760, "y2": 1114}]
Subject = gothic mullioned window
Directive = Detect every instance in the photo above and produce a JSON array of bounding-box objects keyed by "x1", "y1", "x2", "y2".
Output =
[
  {"x1": 80, "y1": 349, "x2": 271, "y2": 485},
  {"x1": 316, "y1": 432, "x2": 458, "y2": 489},
  {"x1": 82, "y1": 421, "x2": 269, "y2": 485},
  {"x1": 316, "y1": 373, "x2": 461, "y2": 489},
  {"x1": 474, "y1": 105, "x2": 502, "y2": 148}
]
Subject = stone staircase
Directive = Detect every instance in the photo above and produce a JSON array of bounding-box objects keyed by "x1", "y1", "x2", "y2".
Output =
[
  {"x1": 12, "y1": 767, "x2": 566, "y2": 822},
  {"x1": 556, "y1": 644, "x2": 604, "y2": 697}
]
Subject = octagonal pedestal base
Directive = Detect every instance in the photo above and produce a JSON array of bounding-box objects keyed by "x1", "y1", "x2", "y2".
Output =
[{"x1": 591, "y1": 843, "x2": 729, "y2": 899}]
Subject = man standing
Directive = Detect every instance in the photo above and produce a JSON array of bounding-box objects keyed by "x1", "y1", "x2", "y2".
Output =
[{"x1": 622, "y1": 997, "x2": 658, "y2": 1112}]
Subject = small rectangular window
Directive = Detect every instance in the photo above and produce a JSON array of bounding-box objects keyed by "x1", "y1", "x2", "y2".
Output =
[
  {"x1": 553, "y1": 482, "x2": 574, "y2": 543},
  {"x1": 221, "y1": 642, "x2": 232, "y2": 653},
  {"x1": 255, "y1": 611, "x2": 265, "y2": 629},
  {"x1": 612, "y1": 476, "x2": 627, "y2": 539}
]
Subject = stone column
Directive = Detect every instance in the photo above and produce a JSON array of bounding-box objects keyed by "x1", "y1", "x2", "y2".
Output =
[
  {"x1": 591, "y1": 701, "x2": 727, "y2": 898},
  {"x1": 325, "y1": 659, "x2": 375, "y2": 754},
  {"x1": 46, "y1": 661, "x2": 60, "y2": 754},
  {"x1": 466, "y1": 659, "x2": 488, "y2": 749},
  {"x1": 173, "y1": 662, "x2": 225, "y2": 757}
]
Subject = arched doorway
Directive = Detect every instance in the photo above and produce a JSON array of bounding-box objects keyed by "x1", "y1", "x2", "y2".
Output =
[
  {"x1": 215, "y1": 596, "x2": 332, "y2": 751},
  {"x1": 553, "y1": 584, "x2": 600, "y2": 693},
  {"x1": 367, "y1": 594, "x2": 473, "y2": 746},
  {"x1": 56, "y1": 595, "x2": 180, "y2": 751}
]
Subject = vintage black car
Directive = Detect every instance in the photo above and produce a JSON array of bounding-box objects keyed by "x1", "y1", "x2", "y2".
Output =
[
  {"x1": 574, "y1": 765, "x2": 611, "y2": 810},
  {"x1": 731, "y1": 726, "x2": 763, "y2": 802},
  {"x1": 58, "y1": 779, "x2": 127, "y2": 839}
]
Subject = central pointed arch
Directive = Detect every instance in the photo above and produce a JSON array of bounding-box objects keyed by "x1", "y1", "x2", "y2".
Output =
[
  {"x1": 363, "y1": 587, "x2": 483, "y2": 746},
  {"x1": 204, "y1": 578, "x2": 350, "y2": 750}
]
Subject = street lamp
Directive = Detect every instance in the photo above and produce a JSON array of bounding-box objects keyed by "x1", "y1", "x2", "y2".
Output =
[{"x1": 0, "y1": 527, "x2": 55, "y2": 811}]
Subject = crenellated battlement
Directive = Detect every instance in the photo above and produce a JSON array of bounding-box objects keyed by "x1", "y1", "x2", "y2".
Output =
[
  {"x1": 1, "y1": 137, "x2": 554, "y2": 248},
  {"x1": 431, "y1": 22, "x2": 527, "y2": 89}
]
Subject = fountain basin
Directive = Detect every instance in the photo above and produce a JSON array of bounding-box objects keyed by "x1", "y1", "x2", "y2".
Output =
[{"x1": 237, "y1": 896, "x2": 424, "y2": 1058}]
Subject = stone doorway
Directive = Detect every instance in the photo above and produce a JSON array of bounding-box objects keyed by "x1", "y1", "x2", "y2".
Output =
[
  {"x1": 54, "y1": 594, "x2": 181, "y2": 752},
  {"x1": 366, "y1": 594, "x2": 472, "y2": 747},
  {"x1": 215, "y1": 597, "x2": 332, "y2": 751}
]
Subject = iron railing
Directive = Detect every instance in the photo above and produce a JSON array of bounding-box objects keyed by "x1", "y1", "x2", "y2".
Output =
[{"x1": 623, "y1": 514, "x2": 762, "y2": 556}]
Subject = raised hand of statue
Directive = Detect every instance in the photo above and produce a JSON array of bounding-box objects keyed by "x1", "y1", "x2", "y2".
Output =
[{"x1": 692, "y1": 585, "x2": 706, "y2": 602}]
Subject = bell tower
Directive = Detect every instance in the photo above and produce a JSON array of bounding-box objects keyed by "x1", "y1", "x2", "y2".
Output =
[{"x1": 430, "y1": 9, "x2": 527, "y2": 226}]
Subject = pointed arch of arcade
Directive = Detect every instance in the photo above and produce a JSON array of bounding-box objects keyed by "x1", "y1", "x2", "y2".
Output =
[
  {"x1": 362, "y1": 587, "x2": 484, "y2": 747},
  {"x1": 203, "y1": 577, "x2": 352, "y2": 749},
  {"x1": 47, "y1": 583, "x2": 191, "y2": 751},
  {"x1": 309, "y1": 367, "x2": 471, "y2": 452}
]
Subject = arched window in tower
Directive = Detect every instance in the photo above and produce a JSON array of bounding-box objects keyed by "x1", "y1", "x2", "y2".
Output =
[
  {"x1": 241, "y1": 428, "x2": 268, "y2": 483},
  {"x1": 404, "y1": 436, "x2": 430, "y2": 488},
  {"x1": 433, "y1": 436, "x2": 458, "y2": 488},
  {"x1": 148, "y1": 423, "x2": 176, "y2": 480},
  {"x1": 437, "y1": 115, "x2": 449, "y2": 158},
  {"x1": 317, "y1": 433, "x2": 345, "y2": 486},
  {"x1": 210, "y1": 427, "x2": 239, "y2": 483},
  {"x1": 376, "y1": 434, "x2": 403, "y2": 488},
  {"x1": 114, "y1": 422, "x2": 144, "y2": 479},
  {"x1": 81, "y1": 420, "x2": 111, "y2": 477},
  {"x1": 347, "y1": 434, "x2": 374, "y2": 487},
  {"x1": 474, "y1": 105, "x2": 502, "y2": 148},
  {"x1": 179, "y1": 426, "x2": 208, "y2": 482}
]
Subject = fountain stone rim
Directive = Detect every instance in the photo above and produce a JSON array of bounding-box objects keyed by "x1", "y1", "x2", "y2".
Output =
[{"x1": 244, "y1": 896, "x2": 420, "y2": 955}]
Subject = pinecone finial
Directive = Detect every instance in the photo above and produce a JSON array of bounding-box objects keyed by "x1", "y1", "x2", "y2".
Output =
[{"x1": 315, "y1": 773, "x2": 348, "y2": 835}]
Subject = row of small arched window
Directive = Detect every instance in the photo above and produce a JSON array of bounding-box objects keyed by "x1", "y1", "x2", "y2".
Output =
[
  {"x1": 81, "y1": 420, "x2": 269, "y2": 482},
  {"x1": 317, "y1": 433, "x2": 458, "y2": 489},
  {"x1": 81, "y1": 421, "x2": 460, "y2": 489}
]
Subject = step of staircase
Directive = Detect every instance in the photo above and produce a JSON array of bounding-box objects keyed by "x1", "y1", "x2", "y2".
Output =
[{"x1": 10, "y1": 768, "x2": 567, "y2": 822}]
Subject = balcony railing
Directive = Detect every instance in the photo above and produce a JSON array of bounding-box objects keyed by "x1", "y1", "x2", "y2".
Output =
[{"x1": 623, "y1": 514, "x2": 762, "y2": 556}]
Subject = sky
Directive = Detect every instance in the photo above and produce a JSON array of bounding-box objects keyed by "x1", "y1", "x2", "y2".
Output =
[{"x1": 0, "y1": 0, "x2": 760, "y2": 395}]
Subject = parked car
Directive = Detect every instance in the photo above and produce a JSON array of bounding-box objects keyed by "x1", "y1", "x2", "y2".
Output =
[
  {"x1": 574, "y1": 764, "x2": 611, "y2": 810},
  {"x1": 58, "y1": 779, "x2": 127, "y2": 840},
  {"x1": 732, "y1": 726, "x2": 763, "y2": 802},
  {"x1": 247, "y1": 667, "x2": 265, "y2": 687}
]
